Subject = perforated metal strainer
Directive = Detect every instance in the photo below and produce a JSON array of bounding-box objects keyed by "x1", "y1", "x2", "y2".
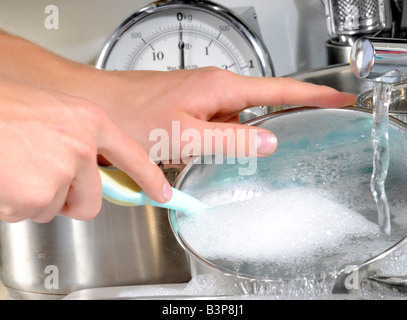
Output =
[{"x1": 323, "y1": 0, "x2": 387, "y2": 43}]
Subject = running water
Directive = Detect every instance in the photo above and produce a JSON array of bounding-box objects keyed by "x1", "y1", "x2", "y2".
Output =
[{"x1": 370, "y1": 82, "x2": 392, "y2": 238}]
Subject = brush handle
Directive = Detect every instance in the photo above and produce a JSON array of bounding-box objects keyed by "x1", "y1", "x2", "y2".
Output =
[{"x1": 99, "y1": 166, "x2": 208, "y2": 214}]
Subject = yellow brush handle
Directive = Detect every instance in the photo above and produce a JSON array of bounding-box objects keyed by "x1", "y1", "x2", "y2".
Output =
[
  {"x1": 99, "y1": 166, "x2": 142, "y2": 193},
  {"x1": 99, "y1": 166, "x2": 148, "y2": 206},
  {"x1": 98, "y1": 166, "x2": 208, "y2": 213}
]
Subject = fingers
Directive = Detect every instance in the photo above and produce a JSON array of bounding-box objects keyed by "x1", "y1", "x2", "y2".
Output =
[
  {"x1": 0, "y1": 177, "x2": 71, "y2": 223},
  {"x1": 58, "y1": 161, "x2": 103, "y2": 221},
  {"x1": 96, "y1": 115, "x2": 172, "y2": 204},
  {"x1": 175, "y1": 74, "x2": 356, "y2": 161},
  {"x1": 181, "y1": 118, "x2": 278, "y2": 159},
  {"x1": 44, "y1": 114, "x2": 171, "y2": 222},
  {"x1": 31, "y1": 186, "x2": 71, "y2": 223},
  {"x1": 236, "y1": 77, "x2": 357, "y2": 109}
]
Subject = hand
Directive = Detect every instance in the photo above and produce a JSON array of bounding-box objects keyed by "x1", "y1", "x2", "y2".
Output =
[
  {"x1": 84, "y1": 68, "x2": 357, "y2": 162},
  {"x1": 0, "y1": 78, "x2": 171, "y2": 223},
  {"x1": 0, "y1": 32, "x2": 356, "y2": 163},
  {"x1": 0, "y1": 33, "x2": 357, "y2": 222}
]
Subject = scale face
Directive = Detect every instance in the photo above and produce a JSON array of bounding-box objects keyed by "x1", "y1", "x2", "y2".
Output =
[
  {"x1": 96, "y1": 0, "x2": 274, "y2": 121},
  {"x1": 96, "y1": 0, "x2": 273, "y2": 77}
]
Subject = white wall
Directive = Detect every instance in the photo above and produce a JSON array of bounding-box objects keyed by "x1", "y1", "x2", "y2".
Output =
[{"x1": 0, "y1": 0, "x2": 329, "y2": 76}]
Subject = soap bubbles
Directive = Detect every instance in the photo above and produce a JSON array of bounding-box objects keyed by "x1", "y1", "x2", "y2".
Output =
[{"x1": 177, "y1": 186, "x2": 393, "y2": 279}]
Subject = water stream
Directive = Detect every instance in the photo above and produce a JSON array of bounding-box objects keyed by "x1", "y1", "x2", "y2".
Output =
[{"x1": 370, "y1": 82, "x2": 392, "y2": 238}]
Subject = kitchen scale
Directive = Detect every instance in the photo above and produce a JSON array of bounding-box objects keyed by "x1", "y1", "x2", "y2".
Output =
[{"x1": 96, "y1": 0, "x2": 275, "y2": 121}]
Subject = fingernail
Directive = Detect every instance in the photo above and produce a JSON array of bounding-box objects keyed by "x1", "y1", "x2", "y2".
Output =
[
  {"x1": 163, "y1": 181, "x2": 173, "y2": 202},
  {"x1": 255, "y1": 132, "x2": 278, "y2": 155}
]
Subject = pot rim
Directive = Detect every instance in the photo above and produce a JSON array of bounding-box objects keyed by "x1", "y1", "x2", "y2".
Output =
[{"x1": 168, "y1": 106, "x2": 407, "y2": 282}]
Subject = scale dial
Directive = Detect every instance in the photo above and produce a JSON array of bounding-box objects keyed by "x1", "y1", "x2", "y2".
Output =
[
  {"x1": 96, "y1": 0, "x2": 274, "y2": 77},
  {"x1": 96, "y1": 0, "x2": 274, "y2": 121}
]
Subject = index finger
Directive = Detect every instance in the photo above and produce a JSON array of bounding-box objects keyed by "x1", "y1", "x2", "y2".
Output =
[
  {"x1": 237, "y1": 77, "x2": 357, "y2": 109},
  {"x1": 96, "y1": 116, "x2": 172, "y2": 204}
]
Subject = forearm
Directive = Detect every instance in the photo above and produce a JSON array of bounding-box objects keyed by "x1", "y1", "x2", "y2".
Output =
[{"x1": 0, "y1": 31, "x2": 102, "y2": 98}]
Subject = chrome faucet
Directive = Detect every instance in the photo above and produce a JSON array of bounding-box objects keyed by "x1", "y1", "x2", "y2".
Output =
[{"x1": 350, "y1": 37, "x2": 407, "y2": 83}]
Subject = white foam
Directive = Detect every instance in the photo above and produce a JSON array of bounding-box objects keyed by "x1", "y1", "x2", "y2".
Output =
[{"x1": 178, "y1": 187, "x2": 389, "y2": 274}]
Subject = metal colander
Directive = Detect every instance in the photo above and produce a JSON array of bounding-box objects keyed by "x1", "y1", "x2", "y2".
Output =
[{"x1": 323, "y1": 0, "x2": 386, "y2": 39}]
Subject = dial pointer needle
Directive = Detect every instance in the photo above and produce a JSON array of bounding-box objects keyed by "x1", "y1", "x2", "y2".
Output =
[{"x1": 178, "y1": 23, "x2": 185, "y2": 69}]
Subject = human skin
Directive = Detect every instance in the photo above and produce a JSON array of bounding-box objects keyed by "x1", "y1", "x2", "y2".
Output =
[
  {"x1": 0, "y1": 78, "x2": 169, "y2": 223},
  {"x1": 0, "y1": 31, "x2": 357, "y2": 222}
]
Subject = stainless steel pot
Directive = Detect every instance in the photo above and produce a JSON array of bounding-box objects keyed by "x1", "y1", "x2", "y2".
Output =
[
  {"x1": 169, "y1": 107, "x2": 407, "y2": 297},
  {"x1": 0, "y1": 169, "x2": 191, "y2": 300}
]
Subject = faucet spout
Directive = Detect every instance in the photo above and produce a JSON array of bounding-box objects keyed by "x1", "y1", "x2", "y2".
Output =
[{"x1": 350, "y1": 38, "x2": 407, "y2": 83}]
